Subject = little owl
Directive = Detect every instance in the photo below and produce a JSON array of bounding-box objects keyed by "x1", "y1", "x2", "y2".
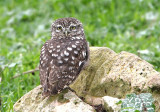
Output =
[{"x1": 39, "y1": 17, "x2": 89, "y2": 96}]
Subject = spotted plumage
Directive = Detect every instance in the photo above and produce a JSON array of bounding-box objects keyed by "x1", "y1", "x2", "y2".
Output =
[{"x1": 39, "y1": 17, "x2": 89, "y2": 96}]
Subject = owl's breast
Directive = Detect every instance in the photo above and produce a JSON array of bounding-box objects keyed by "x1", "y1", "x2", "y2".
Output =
[{"x1": 47, "y1": 39, "x2": 87, "y2": 68}]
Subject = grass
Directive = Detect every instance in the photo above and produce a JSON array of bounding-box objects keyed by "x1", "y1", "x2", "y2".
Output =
[{"x1": 0, "y1": 0, "x2": 160, "y2": 111}]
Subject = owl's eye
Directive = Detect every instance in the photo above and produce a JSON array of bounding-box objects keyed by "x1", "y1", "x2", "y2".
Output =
[
  {"x1": 70, "y1": 25, "x2": 76, "y2": 30},
  {"x1": 56, "y1": 26, "x2": 62, "y2": 30}
]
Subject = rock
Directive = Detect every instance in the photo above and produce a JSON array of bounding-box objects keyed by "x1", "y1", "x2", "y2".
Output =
[
  {"x1": 70, "y1": 47, "x2": 160, "y2": 111},
  {"x1": 13, "y1": 85, "x2": 95, "y2": 112},
  {"x1": 14, "y1": 47, "x2": 160, "y2": 111},
  {"x1": 102, "y1": 96, "x2": 121, "y2": 112},
  {"x1": 70, "y1": 47, "x2": 117, "y2": 97}
]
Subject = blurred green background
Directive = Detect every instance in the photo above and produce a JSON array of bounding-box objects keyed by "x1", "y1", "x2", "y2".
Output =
[{"x1": 0, "y1": 0, "x2": 160, "y2": 111}]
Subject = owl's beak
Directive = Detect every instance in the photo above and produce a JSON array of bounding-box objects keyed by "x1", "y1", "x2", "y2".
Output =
[
  {"x1": 65, "y1": 31, "x2": 68, "y2": 37},
  {"x1": 64, "y1": 29, "x2": 70, "y2": 37}
]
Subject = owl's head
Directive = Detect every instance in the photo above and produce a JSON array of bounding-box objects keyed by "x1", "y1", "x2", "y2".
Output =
[{"x1": 51, "y1": 18, "x2": 84, "y2": 39}]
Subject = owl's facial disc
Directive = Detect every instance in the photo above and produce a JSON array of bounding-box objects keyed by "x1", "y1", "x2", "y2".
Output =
[{"x1": 52, "y1": 18, "x2": 84, "y2": 39}]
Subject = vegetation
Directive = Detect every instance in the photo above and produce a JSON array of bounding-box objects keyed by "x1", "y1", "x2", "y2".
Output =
[
  {"x1": 121, "y1": 93, "x2": 155, "y2": 112},
  {"x1": 0, "y1": 0, "x2": 160, "y2": 111}
]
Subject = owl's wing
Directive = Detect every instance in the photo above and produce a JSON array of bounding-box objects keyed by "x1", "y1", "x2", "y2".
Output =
[
  {"x1": 40, "y1": 40, "x2": 67, "y2": 95},
  {"x1": 39, "y1": 41, "x2": 57, "y2": 96},
  {"x1": 74, "y1": 39, "x2": 89, "y2": 73},
  {"x1": 80, "y1": 41, "x2": 90, "y2": 69},
  {"x1": 48, "y1": 66, "x2": 70, "y2": 94}
]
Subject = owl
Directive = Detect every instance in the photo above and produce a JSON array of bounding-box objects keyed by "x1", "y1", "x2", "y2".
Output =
[{"x1": 39, "y1": 17, "x2": 89, "y2": 96}]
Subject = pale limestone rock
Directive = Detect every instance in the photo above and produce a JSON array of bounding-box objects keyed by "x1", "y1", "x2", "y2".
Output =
[
  {"x1": 13, "y1": 85, "x2": 95, "y2": 112},
  {"x1": 14, "y1": 47, "x2": 160, "y2": 111},
  {"x1": 53, "y1": 91, "x2": 95, "y2": 112},
  {"x1": 70, "y1": 47, "x2": 160, "y2": 111},
  {"x1": 102, "y1": 96, "x2": 121, "y2": 112},
  {"x1": 85, "y1": 95, "x2": 103, "y2": 106}
]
